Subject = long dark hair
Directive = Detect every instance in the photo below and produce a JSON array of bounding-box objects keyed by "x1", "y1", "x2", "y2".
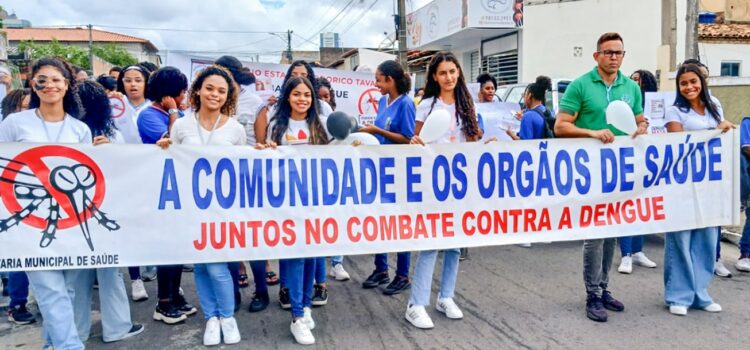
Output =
[
  {"x1": 423, "y1": 52, "x2": 480, "y2": 141},
  {"x1": 28, "y1": 57, "x2": 83, "y2": 118},
  {"x1": 77, "y1": 80, "x2": 116, "y2": 138},
  {"x1": 270, "y1": 76, "x2": 328, "y2": 145},
  {"x1": 674, "y1": 63, "x2": 721, "y2": 124},
  {"x1": 1, "y1": 88, "x2": 31, "y2": 119},
  {"x1": 377, "y1": 60, "x2": 411, "y2": 95},
  {"x1": 316, "y1": 77, "x2": 337, "y2": 111},
  {"x1": 285, "y1": 60, "x2": 319, "y2": 93},
  {"x1": 631, "y1": 69, "x2": 658, "y2": 107}
]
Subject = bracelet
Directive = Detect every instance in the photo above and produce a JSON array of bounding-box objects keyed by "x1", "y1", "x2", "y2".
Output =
[{"x1": 168, "y1": 108, "x2": 179, "y2": 115}]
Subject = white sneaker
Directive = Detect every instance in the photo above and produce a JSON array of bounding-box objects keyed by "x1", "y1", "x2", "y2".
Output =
[
  {"x1": 405, "y1": 304, "x2": 434, "y2": 329},
  {"x1": 714, "y1": 260, "x2": 732, "y2": 278},
  {"x1": 517, "y1": 243, "x2": 532, "y2": 248},
  {"x1": 669, "y1": 305, "x2": 688, "y2": 316},
  {"x1": 631, "y1": 252, "x2": 657, "y2": 268},
  {"x1": 330, "y1": 263, "x2": 350, "y2": 281},
  {"x1": 302, "y1": 307, "x2": 315, "y2": 330},
  {"x1": 436, "y1": 298, "x2": 463, "y2": 319},
  {"x1": 618, "y1": 256, "x2": 633, "y2": 274},
  {"x1": 203, "y1": 317, "x2": 221, "y2": 346},
  {"x1": 735, "y1": 257, "x2": 750, "y2": 272},
  {"x1": 220, "y1": 317, "x2": 241, "y2": 344},
  {"x1": 290, "y1": 319, "x2": 315, "y2": 345},
  {"x1": 131, "y1": 280, "x2": 148, "y2": 302},
  {"x1": 703, "y1": 303, "x2": 722, "y2": 313}
]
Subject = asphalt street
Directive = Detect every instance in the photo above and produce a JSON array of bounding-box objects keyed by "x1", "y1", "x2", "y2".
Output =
[{"x1": 1, "y1": 235, "x2": 749, "y2": 350}]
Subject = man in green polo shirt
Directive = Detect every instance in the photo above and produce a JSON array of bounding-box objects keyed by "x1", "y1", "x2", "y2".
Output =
[{"x1": 555, "y1": 32, "x2": 648, "y2": 323}]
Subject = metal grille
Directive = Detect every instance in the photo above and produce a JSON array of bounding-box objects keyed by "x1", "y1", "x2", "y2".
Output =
[
  {"x1": 482, "y1": 50, "x2": 519, "y2": 85},
  {"x1": 470, "y1": 51, "x2": 480, "y2": 82}
]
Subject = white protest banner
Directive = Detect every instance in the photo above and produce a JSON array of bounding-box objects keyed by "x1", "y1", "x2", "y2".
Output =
[
  {"x1": 109, "y1": 95, "x2": 142, "y2": 144},
  {"x1": 165, "y1": 53, "x2": 380, "y2": 124},
  {"x1": 0, "y1": 131, "x2": 740, "y2": 272},
  {"x1": 476, "y1": 101, "x2": 521, "y2": 141},
  {"x1": 645, "y1": 91, "x2": 676, "y2": 134}
]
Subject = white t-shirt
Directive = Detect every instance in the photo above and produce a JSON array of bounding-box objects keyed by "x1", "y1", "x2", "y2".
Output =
[
  {"x1": 416, "y1": 97, "x2": 469, "y2": 144},
  {"x1": 170, "y1": 112, "x2": 246, "y2": 146},
  {"x1": 0, "y1": 109, "x2": 92, "y2": 143},
  {"x1": 265, "y1": 118, "x2": 332, "y2": 146},
  {"x1": 665, "y1": 97, "x2": 724, "y2": 132},
  {"x1": 235, "y1": 85, "x2": 263, "y2": 145}
]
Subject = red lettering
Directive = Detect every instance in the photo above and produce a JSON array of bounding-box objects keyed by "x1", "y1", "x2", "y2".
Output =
[
  {"x1": 194, "y1": 222, "x2": 208, "y2": 250},
  {"x1": 594, "y1": 204, "x2": 607, "y2": 226},
  {"x1": 462, "y1": 211, "x2": 475, "y2": 236},
  {"x1": 653, "y1": 196, "x2": 665, "y2": 220},
  {"x1": 442, "y1": 213, "x2": 454, "y2": 237},
  {"x1": 558, "y1": 207, "x2": 572, "y2": 229},
  {"x1": 229, "y1": 222, "x2": 246, "y2": 248},
  {"x1": 399, "y1": 215, "x2": 413, "y2": 240},
  {"x1": 323, "y1": 218, "x2": 338, "y2": 244},
  {"x1": 281, "y1": 220, "x2": 296, "y2": 246},
  {"x1": 347, "y1": 217, "x2": 361, "y2": 242}
]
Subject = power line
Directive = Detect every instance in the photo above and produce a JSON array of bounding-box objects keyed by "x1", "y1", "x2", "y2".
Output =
[
  {"x1": 90, "y1": 24, "x2": 287, "y2": 34},
  {"x1": 340, "y1": 0, "x2": 381, "y2": 37},
  {"x1": 304, "y1": 0, "x2": 357, "y2": 42}
]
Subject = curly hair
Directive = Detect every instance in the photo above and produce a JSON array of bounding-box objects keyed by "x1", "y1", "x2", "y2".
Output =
[
  {"x1": 270, "y1": 76, "x2": 328, "y2": 145},
  {"x1": 1, "y1": 88, "x2": 31, "y2": 119},
  {"x1": 77, "y1": 80, "x2": 116, "y2": 138},
  {"x1": 145, "y1": 66, "x2": 187, "y2": 102},
  {"x1": 116, "y1": 64, "x2": 149, "y2": 97},
  {"x1": 28, "y1": 57, "x2": 84, "y2": 118},
  {"x1": 316, "y1": 77, "x2": 336, "y2": 111},
  {"x1": 189, "y1": 65, "x2": 239, "y2": 116}
]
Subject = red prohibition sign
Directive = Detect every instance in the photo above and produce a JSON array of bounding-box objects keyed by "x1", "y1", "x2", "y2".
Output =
[
  {"x1": 109, "y1": 95, "x2": 126, "y2": 119},
  {"x1": 0, "y1": 146, "x2": 106, "y2": 230},
  {"x1": 358, "y1": 88, "x2": 381, "y2": 115}
]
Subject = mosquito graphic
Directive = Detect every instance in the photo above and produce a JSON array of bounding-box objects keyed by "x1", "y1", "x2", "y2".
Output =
[{"x1": 0, "y1": 156, "x2": 120, "y2": 251}]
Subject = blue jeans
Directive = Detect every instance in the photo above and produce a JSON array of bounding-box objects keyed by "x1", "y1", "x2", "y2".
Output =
[
  {"x1": 408, "y1": 249, "x2": 460, "y2": 306},
  {"x1": 315, "y1": 257, "x2": 326, "y2": 284},
  {"x1": 664, "y1": 227, "x2": 717, "y2": 308},
  {"x1": 374, "y1": 252, "x2": 411, "y2": 277},
  {"x1": 331, "y1": 256, "x2": 344, "y2": 266},
  {"x1": 194, "y1": 263, "x2": 235, "y2": 319},
  {"x1": 249, "y1": 261, "x2": 267, "y2": 293},
  {"x1": 8, "y1": 271, "x2": 29, "y2": 308},
  {"x1": 68, "y1": 268, "x2": 133, "y2": 342},
  {"x1": 284, "y1": 258, "x2": 315, "y2": 318},
  {"x1": 618, "y1": 235, "x2": 644, "y2": 256},
  {"x1": 741, "y1": 205, "x2": 750, "y2": 255},
  {"x1": 26, "y1": 270, "x2": 84, "y2": 350}
]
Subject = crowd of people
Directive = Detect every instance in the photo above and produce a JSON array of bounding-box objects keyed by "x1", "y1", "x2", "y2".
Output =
[{"x1": 0, "y1": 31, "x2": 749, "y2": 349}]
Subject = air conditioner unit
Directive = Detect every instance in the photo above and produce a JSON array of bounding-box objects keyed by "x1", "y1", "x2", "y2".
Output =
[{"x1": 726, "y1": 0, "x2": 750, "y2": 23}]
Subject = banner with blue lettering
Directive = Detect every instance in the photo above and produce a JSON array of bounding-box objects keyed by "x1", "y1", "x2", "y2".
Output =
[{"x1": 0, "y1": 130, "x2": 740, "y2": 271}]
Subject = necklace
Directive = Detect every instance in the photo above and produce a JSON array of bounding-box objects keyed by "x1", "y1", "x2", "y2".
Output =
[
  {"x1": 35, "y1": 109, "x2": 67, "y2": 143},
  {"x1": 195, "y1": 112, "x2": 222, "y2": 145}
]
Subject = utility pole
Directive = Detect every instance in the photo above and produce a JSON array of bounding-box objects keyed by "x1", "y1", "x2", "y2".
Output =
[
  {"x1": 87, "y1": 24, "x2": 94, "y2": 72},
  {"x1": 286, "y1": 30, "x2": 293, "y2": 63},
  {"x1": 396, "y1": 0, "x2": 408, "y2": 72},
  {"x1": 685, "y1": 0, "x2": 699, "y2": 60}
]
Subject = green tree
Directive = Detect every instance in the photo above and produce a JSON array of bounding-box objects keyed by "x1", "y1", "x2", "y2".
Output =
[
  {"x1": 17, "y1": 40, "x2": 137, "y2": 69},
  {"x1": 92, "y1": 43, "x2": 137, "y2": 67},
  {"x1": 18, "y1": 39, "x2": 90, "y2": 68}
]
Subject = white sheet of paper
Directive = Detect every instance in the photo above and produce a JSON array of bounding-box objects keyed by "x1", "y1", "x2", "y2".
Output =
[{"x1": 476, "y1": 101, "x2": 521, "y2": 141}]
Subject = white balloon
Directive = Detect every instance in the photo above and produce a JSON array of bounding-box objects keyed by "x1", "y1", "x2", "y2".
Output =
[
  {"x1": 330, "y1": 132, "x2": 380, "y2": 146},
  {"x1": 606, "y1": 100, "x2": 637, "y2": 135},
  {"x1": 420, "y1": 109, "x2": 451, "y2": 144}
]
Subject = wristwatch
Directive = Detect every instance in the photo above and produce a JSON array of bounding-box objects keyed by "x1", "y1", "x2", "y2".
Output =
[{"x1": 168, "y1": 108, "x2": 180, "y2": 115}]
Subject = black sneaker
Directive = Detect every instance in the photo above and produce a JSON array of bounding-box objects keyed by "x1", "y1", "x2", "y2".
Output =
[
  {"x1": 234, "y1": 290, "x2": 242, "y2": 313},
  {"x1": 171, "y1": 295, "x2": 197, "y2": 316},
  {"x1": 153, "y1": 303, "x2": 186, "y2": 325},
  {"x1": 602, "y1": 290, "x2": 624, "y2": 312},
  {"x1": 182, "y1": 265, "x2": 194, "y2": 272},
  {"x1": 104, "y1": 324, "x2": 144, "y2": 343},
  {"x1": 279, "y1": 287, "x2": 291, "y2": 310},
  {"x1": 312, "y1": 284, "x2": 328, "y2": 306},
  {"x1": 585, "y1": 293, "x2": 608, "y2": 322},
  {"x1": 7, "y1": 305, "x2": 36, "y2": 325},
  {"x1": 248, "y1": 291, "x2": 270, "y2": 313},
  {"x1": 362, "y1": 270, "x2": 390, "y2": 289},
  {"x1": 383, "y1": 275, "x2": 411, "y2": 295}
]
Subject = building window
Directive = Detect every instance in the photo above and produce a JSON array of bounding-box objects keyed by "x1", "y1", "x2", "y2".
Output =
[
  {"x1": 482, "y1": 50, "x2": 519, "y2": 85},
  {"x1": 720, "y1": 62, "x2": 740, "y2": 77},
  {"x1": 470, "y1": 51, "x2": 480, "y2": 82}
]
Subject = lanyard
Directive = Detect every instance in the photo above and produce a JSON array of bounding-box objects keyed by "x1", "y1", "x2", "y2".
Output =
[
  {"x1": 195, "y1": 112, "x2": 222, "y2": 145},
  {"x1": 604, "y1": 75, "x2": 619, "y2": 104},
  {"x1": 35, "y1": 109, "x2": 67, "y2": 143}
]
